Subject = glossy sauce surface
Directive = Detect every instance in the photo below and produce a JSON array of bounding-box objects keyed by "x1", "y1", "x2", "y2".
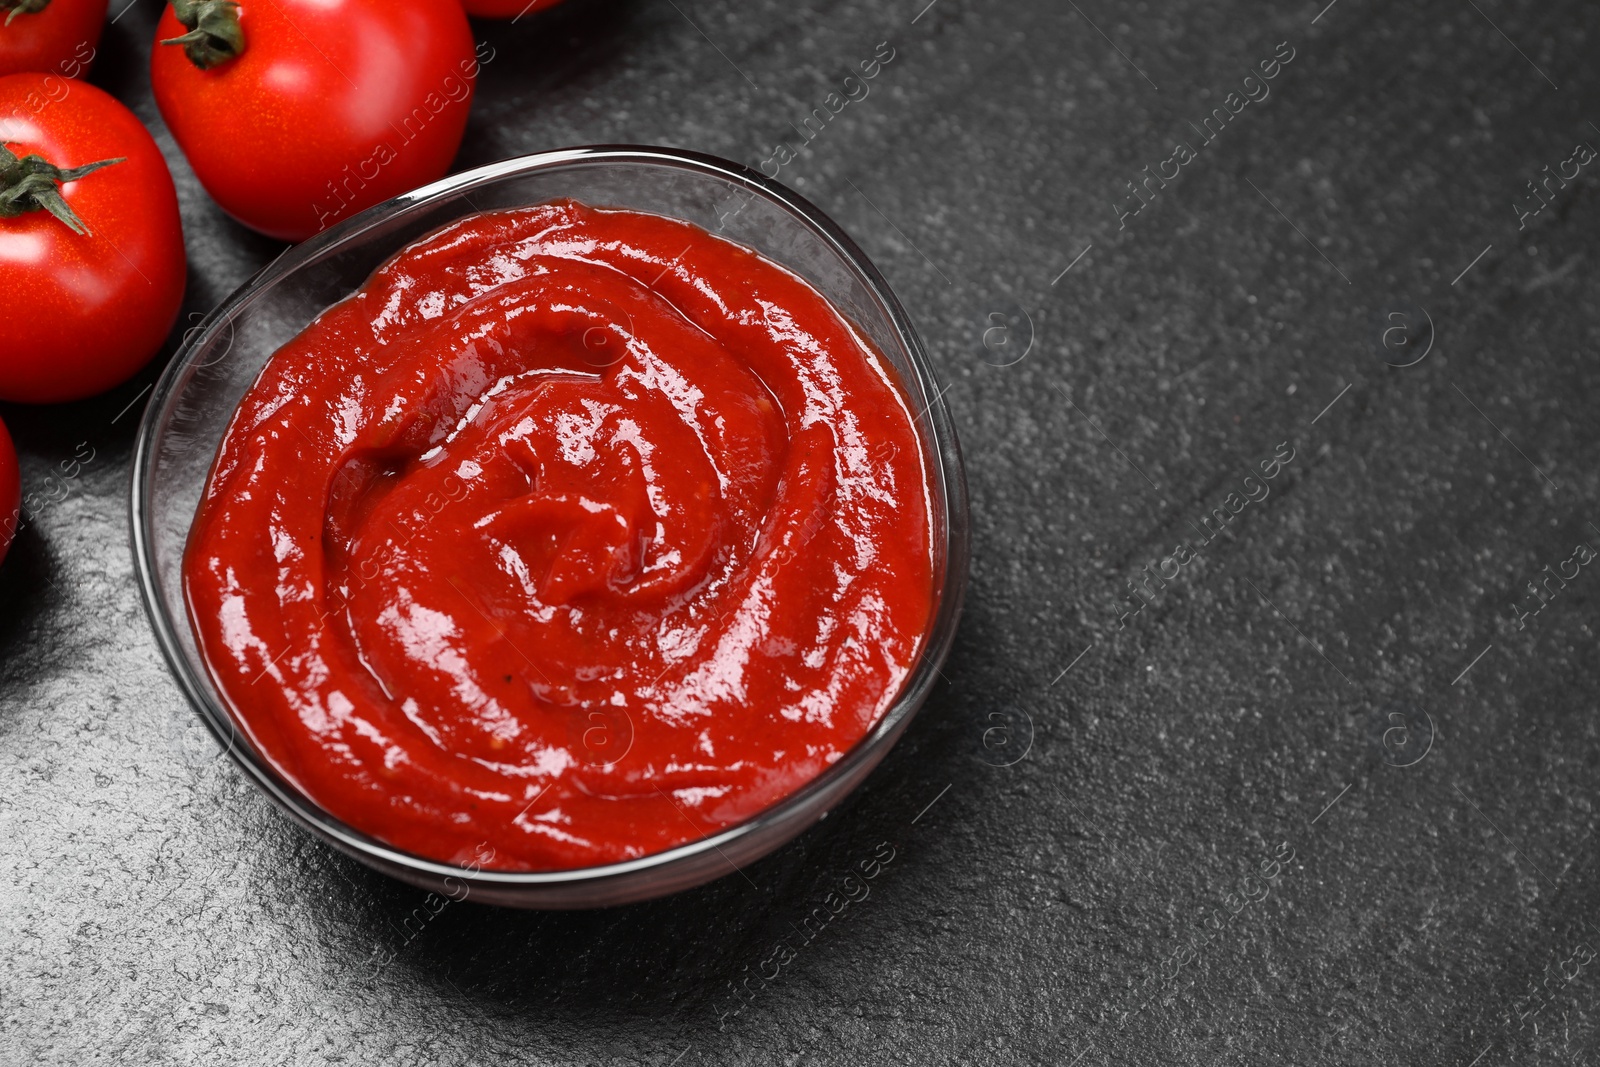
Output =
[{"x1": 184, "y1": 201, "x2": 936, "y2": 870}]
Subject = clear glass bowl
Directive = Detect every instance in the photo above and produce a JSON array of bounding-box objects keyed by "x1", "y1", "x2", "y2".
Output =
[{"x1": 131, "y1": 146, "x2": 969, "y2": 909}]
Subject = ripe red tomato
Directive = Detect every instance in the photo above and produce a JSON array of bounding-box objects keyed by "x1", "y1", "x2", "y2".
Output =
[
  {"x1": 461, "y1": 0, "x2": 564, "y2": 16},
  {"x1": 0, "y1": 415, "x2": 17, "y2": 565},
  {"x1": 0, "y1": 0, "x2": 106, "y2": 79},
  {"x1": 0, "y1": 73, "x2": 187, "y2": 404},
  {"x1": 151, "y1": 0, "x2": 479, "y2": 242}
]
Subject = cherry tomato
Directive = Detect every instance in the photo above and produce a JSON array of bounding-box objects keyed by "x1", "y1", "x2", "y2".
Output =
[
  {"x1": 151, "y1": 0, "x2": 479, "y2": 242},
  {"x1": 0, "y1": 73, "x2": 187, "y2": 404},
  {"x1": 0, "y1": 0, "x2": 106, "y2": 79},
  {"x1": 461, "y1": 0, "x2": 564, "y2": 17},
  {"x1": 0, "y1": 416, "x2": 17, "y2": 565}
]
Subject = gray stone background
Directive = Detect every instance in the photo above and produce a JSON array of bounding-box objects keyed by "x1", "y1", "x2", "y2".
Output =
[{"x1": 3, "y1": 0, "x2": 1599, "y2": 1063}]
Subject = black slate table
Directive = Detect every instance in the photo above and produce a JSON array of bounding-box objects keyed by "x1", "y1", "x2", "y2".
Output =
[{"x1": 5, "y1": 0, "x2": 1600, "y2": 1063}]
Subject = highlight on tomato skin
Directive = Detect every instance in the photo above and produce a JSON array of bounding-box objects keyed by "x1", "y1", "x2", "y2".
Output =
[
  {"x1": 460, "y1": 0, "x2": 566, "y2": 17},
  {"x1": 150, "y1": 0, "x2": 480, "y2": 243},
  {"x1": 0, "y1": 416, "x2": 19, "y2": 567},
  {"x1": 0, "y1": 73, "x2": 187, "y2": 405},
  {"x1": 0, "y1": 0, "x2": 107, "y2": 79}
]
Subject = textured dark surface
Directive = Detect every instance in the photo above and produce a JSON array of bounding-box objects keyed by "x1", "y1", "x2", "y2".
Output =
[{"x1": 4, "y1": 0, "x2": 1600, "y2": 1063}]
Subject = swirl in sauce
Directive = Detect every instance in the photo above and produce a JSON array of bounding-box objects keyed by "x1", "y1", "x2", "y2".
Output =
[{"x1": 185, "y1": 201, "x2": 935, "y2": 870}]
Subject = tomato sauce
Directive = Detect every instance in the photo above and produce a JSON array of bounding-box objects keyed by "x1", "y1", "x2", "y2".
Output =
[{"x1": 184, "y1": 201, "x2": 936, "y2": 870}]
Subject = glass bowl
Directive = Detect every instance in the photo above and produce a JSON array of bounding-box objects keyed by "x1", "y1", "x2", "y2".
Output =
[{"x1": 131, "y1": 146, "x2": 969, "y2": 909}]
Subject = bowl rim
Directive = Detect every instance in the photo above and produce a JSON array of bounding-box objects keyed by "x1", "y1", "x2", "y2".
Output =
[{"x1": 130, "y1": 144, "x2": 970, "y2": 894}]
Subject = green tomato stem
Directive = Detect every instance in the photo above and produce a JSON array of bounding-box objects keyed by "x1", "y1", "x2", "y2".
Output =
[
  {"x1": 1, "y1": 0, "x2": 52, "y2": 27},
  {"x1": 0, "y1": 145, "x2": 124, "y2": 236},
  {"x1": 162, "y1": 0, "x2": 245, "y2": 69}
]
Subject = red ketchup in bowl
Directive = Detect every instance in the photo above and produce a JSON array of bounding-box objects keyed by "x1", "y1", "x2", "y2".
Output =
[{"x1": 184, "y1": 201, "x2": 935, "y2": 870}]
